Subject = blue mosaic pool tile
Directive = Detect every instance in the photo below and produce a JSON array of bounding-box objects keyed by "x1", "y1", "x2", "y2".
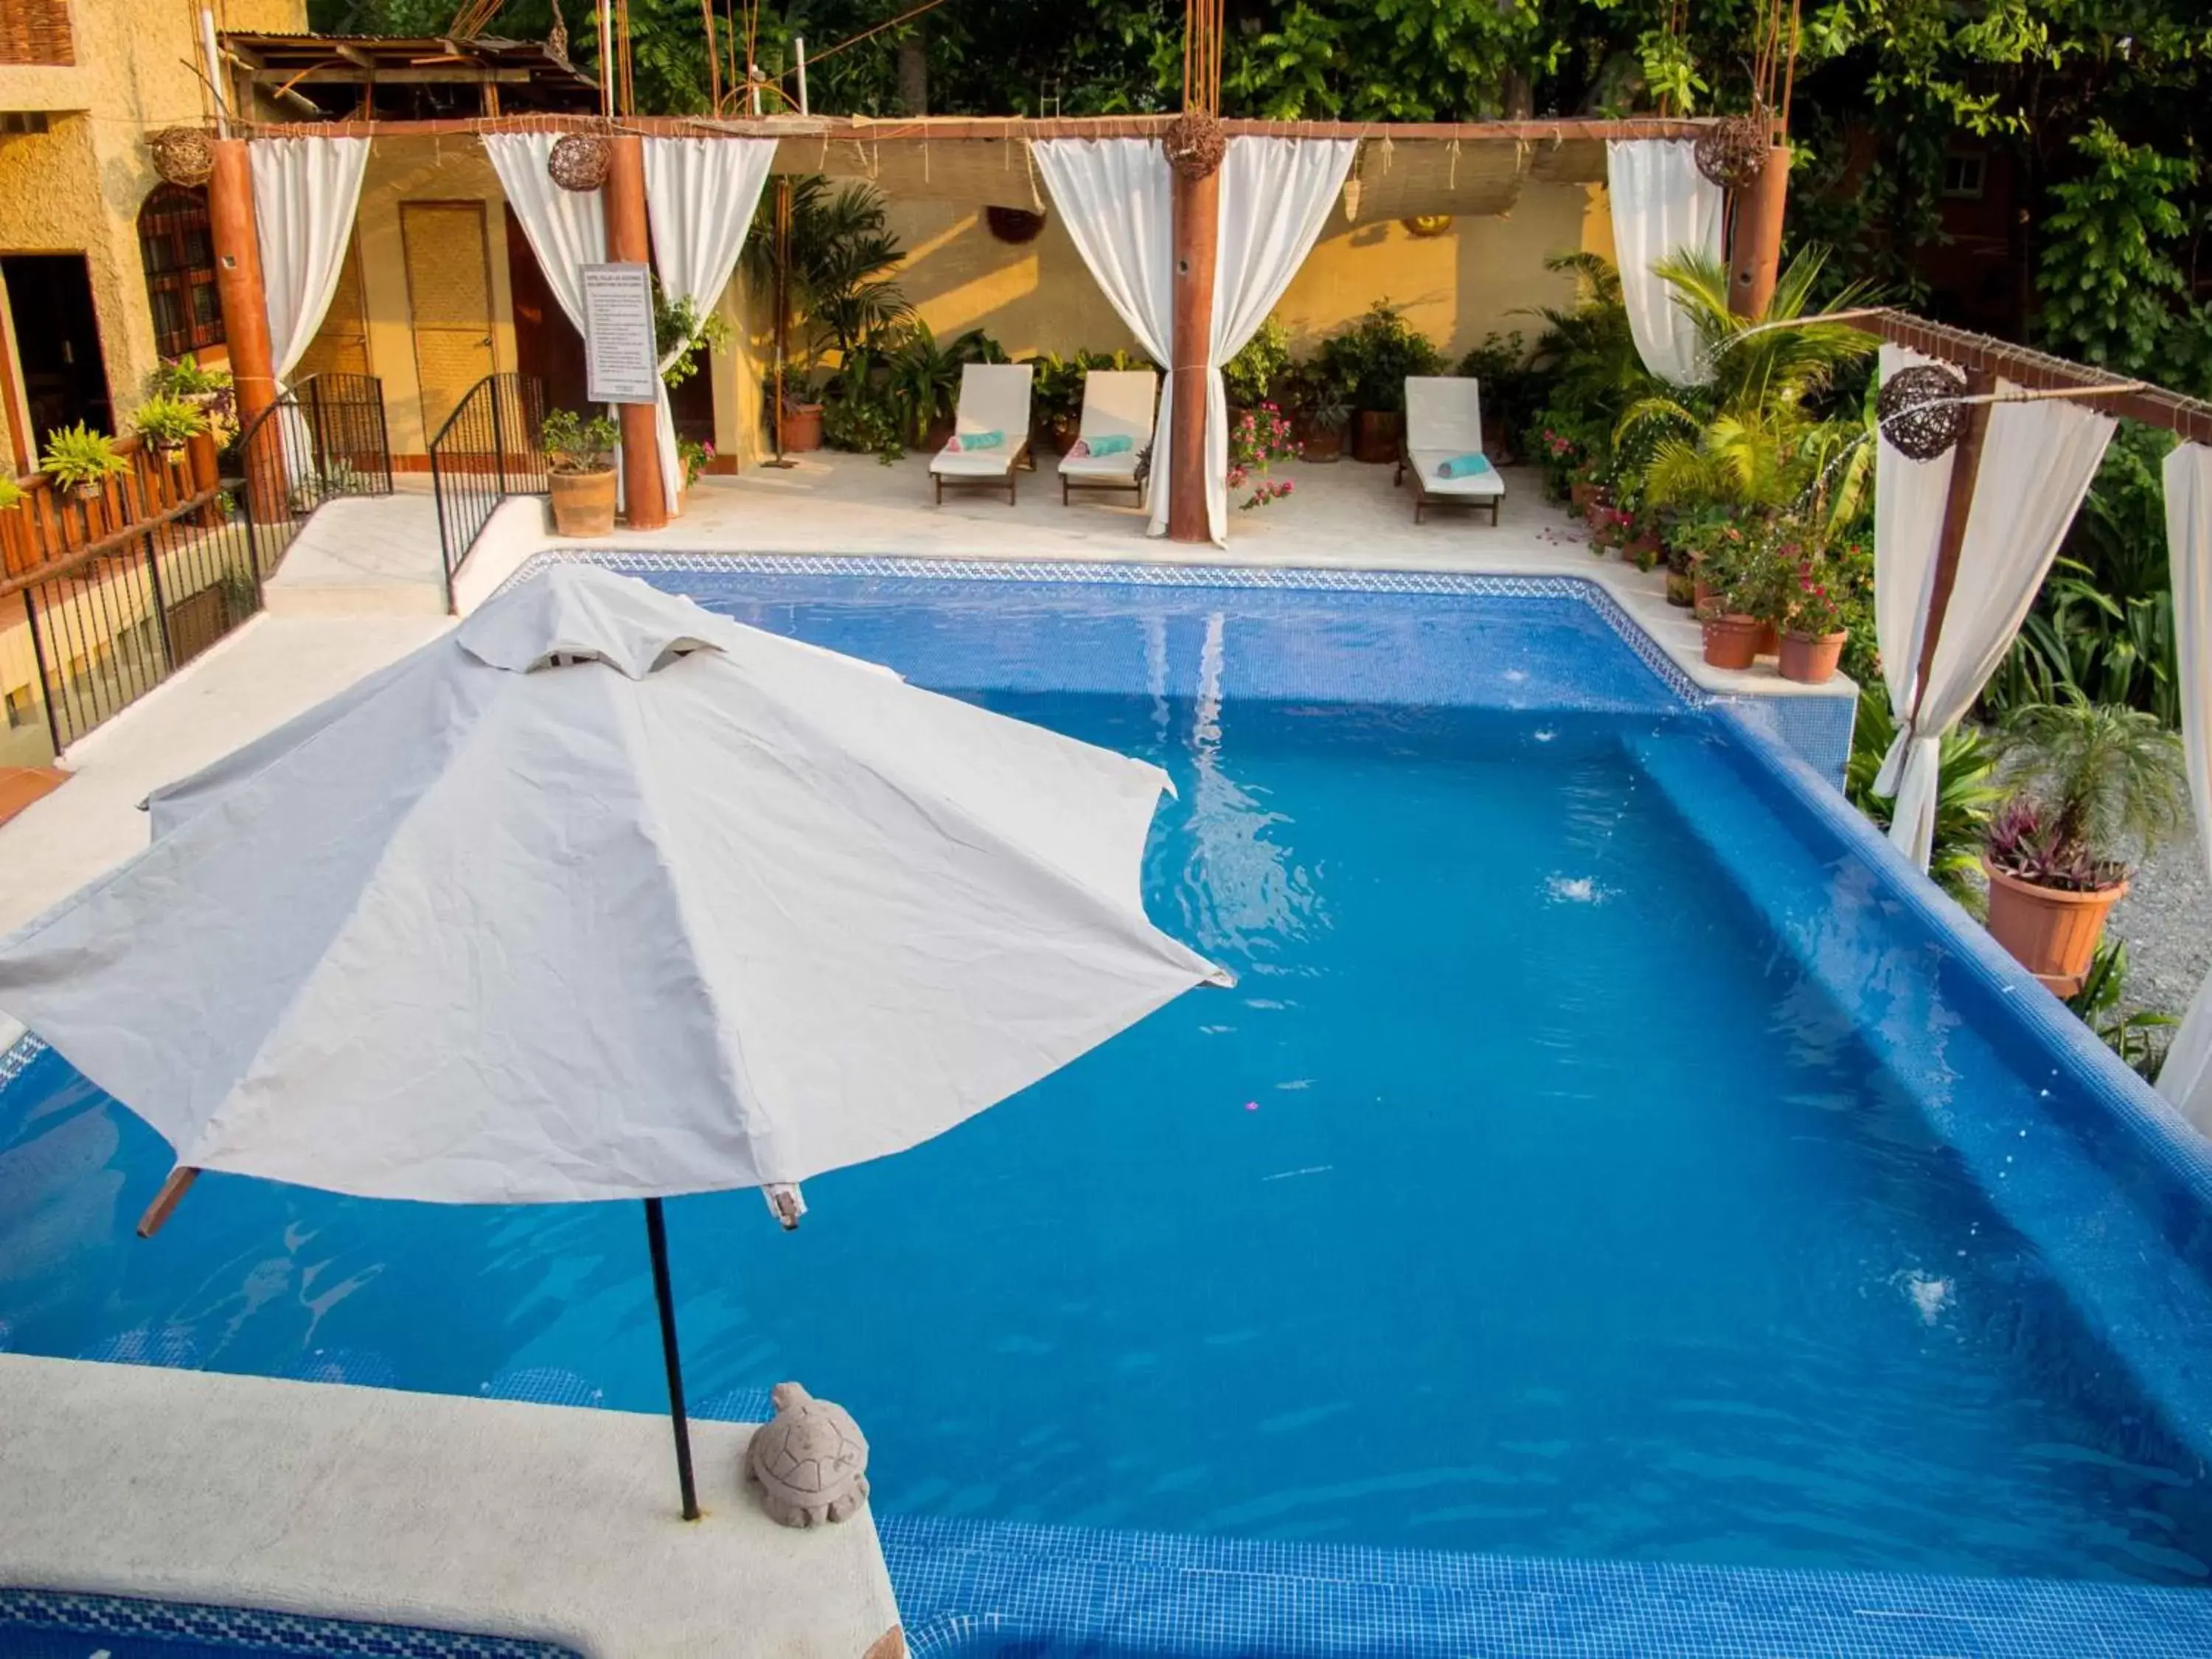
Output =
[
  {"x1": 881, "y1": 1513, "x2": 2212, "y2": 1658},
  {"x1": 1713, "y1": 686, "x2": 1857, "y2": 787},
  {"x1": 479, "y1": 1366, "x2": 602, "y2": 1408},
  {"x1": 0, "y1": 1590, "x2": 577, "y2": 1658},
  {"x1": 75, "y1": 1325, "x2": 201, "y2": 1369},
  {"x1": 0, "y1": 1031, "x2": 46, "y2": 1086}
]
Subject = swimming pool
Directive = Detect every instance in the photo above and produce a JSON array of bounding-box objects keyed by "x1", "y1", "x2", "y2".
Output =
[{"x1": 4, "y1": 557, "x2": 2212, "y2": 1609}]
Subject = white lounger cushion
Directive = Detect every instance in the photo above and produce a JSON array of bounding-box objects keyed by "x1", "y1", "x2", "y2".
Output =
[
  {"x1": 931, "y1": 363, "x2": 1034, "y2": 477},
  {"x1": 1403, "y1": 376, "x2": 1503, "y2": 499},
  {"x1": 1060, "y1": 370, "x2": 1158, "y2": 479},
  {"x1": 1408, "y1": 449, "x2": 1505, "y2": 498}
]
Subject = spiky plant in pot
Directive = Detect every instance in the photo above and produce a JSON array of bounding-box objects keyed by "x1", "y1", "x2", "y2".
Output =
[{"x1": 1981, "y1": 698, "x2": 2187, "y2": 988}]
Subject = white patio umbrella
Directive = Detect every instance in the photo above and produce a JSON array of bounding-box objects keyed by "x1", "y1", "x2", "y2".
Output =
[{"x1": 0, "y1": 564, "x2": 1228, "y2": 1517}]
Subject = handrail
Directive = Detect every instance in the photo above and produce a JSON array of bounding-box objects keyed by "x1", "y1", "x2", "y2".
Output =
[
  {"x1": 428, "y1": 371, "x2": 549, "y2": 613},
  {"x1": 229, "y1": 372, "x2": 393, "y2": 573}
]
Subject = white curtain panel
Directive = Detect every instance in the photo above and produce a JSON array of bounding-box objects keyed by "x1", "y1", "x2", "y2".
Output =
[
  {"x1": 1031, "y1": 138, "x2": 1175, "y2": 521},
  {"x1": 1604, "y1": 139, "x2": 1724, "y2": 386},
  {"x1": 642, "y1": 137, "x2": 776, "y2": 516},
  {"x1": 1875, "y1": 386, "x2": 2115, "y2": 866},
  {"x1": 2155, "y1": 444, "x2": 2212, "y2": 1133},
  {"x1": 249, "y1": 136, "x2": 372, "y2": 380},
  {"x1": 1199, "y1": 137, "x2": 1357, "y2": 543},
  {"x1": 484, "y1": 133, "x2": 612, "y2": 497},
  {"x1": 1872, "y1": 343, "x2": 1958, "y2": 773}
]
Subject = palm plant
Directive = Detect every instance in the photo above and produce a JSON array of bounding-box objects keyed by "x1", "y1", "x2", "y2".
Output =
[
  {"x1": 883, "y1": 324, "x2": 1005, "y2": 445},
  {"x1": 1616, "y1": 249, "x2": 1877, "y2": 529},
  {"x1": 746, "y1": 177, "x2": 913, "y2": 372},
  {"x1": 1989, "y1": 697, "x2": 2188, "y2": 888}
]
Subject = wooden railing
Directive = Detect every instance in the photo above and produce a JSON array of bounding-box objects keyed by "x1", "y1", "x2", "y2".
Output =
[{"x1": 0, "y1": 433, "x2": 225, "y2": 584}]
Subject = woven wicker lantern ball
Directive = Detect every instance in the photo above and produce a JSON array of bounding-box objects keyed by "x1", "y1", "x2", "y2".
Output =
[
  {"x1": 1877, "y1": 363, "x2": 1969, "y2": 461},
  {"x1": 1164, "y1": 109, "x2": 1227, "y2": 181},
  {"x1": 1694, "y1": 116, "x2": 1770, "y2": 190},
  {"x1": 985, "y1": 206, "x2": 1046, "y2": 245},
  {"x1": 147, "y1": 127, "x2": 215, "y2": 189},
  {"x1": 548, "y1": 133, "x2": 612, "y2": 193}
]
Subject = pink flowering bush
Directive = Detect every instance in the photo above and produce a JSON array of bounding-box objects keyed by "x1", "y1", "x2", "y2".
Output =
[{"x1": 1229, "y1": 403, "x2": 1301, "y2": 510}]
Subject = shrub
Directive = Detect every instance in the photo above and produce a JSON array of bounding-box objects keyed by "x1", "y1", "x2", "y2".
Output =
[
  {"x1": 540, "y1": 408, "x2": 618, "y2": 474},
  {"x1": 822, "y1": 392, "x2": 905, "y2": 465},
  {"x1": 1222, "y1": 315, "x2": 1293, "y2": 409},
  {"x1": 1313, "y1": 300, "x2": 1443, "y2": 414}
]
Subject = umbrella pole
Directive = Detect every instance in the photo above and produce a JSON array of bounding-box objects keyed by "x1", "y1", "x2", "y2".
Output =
[{"x1": 643, "y1": 1197, "x2": 702, "y2": 1520}]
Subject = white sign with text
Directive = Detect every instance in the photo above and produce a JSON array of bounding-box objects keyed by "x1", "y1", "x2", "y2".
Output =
[{"x1": 582, "y1": 262, "x2": 658, "y2": 405}]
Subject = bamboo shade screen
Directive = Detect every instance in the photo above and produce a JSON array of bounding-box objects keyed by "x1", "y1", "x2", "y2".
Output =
[{"x1": 0, "y1": 0, "x2": 74, "y2": 65}]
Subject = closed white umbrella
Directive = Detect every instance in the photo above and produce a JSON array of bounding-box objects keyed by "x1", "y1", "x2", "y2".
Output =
[{"x1": 0, "y1": 565, "x2": 1227, "y2": 1514}]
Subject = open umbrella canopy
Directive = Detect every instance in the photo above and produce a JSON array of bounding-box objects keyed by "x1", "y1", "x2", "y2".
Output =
[{"x1": 0, "y1": 565, "x2": 1228, "y2": 1206}]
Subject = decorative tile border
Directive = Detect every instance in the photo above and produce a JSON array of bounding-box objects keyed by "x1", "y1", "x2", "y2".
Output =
[
  {"x1": 0, "y1": 1032, "x2": 45, "y2": 1088},
  {"x1": 501, "y1": 548, "x2": 1712, "y2": 709},
  {"x1": 0, "y1": 1588, "x2": 577, "y2": 1658},
  {"x1": 882, "y1": 1512, "x2": 2212, "y2": 1659}
]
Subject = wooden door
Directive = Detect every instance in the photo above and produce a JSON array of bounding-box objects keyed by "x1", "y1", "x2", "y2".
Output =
[
  {"x1": 293, "y1": 233, "x2": 372, "y2": 382},
  {"x1": 504, "y1": 205, "x2": 587, "y2": 419},
  {"x1": 400, "y1": 202, "x2": 495, "y2": 441}
]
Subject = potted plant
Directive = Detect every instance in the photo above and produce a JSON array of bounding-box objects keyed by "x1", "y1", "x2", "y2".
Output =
[
  {"x1": 147, "y1": 354, "x2": 237, "y2": 448},
  {"x1": 541, "y1": 408, "x2": 619, "y2": 536},
  {"x1": 676, "y1": 436, "x2": 714, "y2": 508},
  {"x1": 1031, "y1": 352, "x2": 1087, "y2": 454},
  {"x1": 40, "y1": 423, "x2": 129, "y2": 501},
  {"x1": 1981, "y1": 700, "x2": 2186, "y2": 988},
  {"x1": 1282, "y1": 361, "x2": 1351, "y2": 462},
  {"x1": 1778, "y1": 536, "x2": 1851, "y2": 684},
  {"x1": 0, "y1": 475, "x2": 22, "y2": 515},
  {"x1": 1697, "y1": 526, "x2": 1786, "y2": 670},
  {"x1": 1453, "y1": 330, "x2": 1530, "y2": 464},
  {"x1": 131, "y1": 393, "x2": 209, "y2": 457},
  {"x1": 1315, "y1": 301, "x2": 1442, "y2": 464}
]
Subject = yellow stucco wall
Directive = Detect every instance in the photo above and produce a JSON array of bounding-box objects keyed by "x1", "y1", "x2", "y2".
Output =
[
  {"x1": 876, "y1": 181, "x2": 1609, "y2": 369},
  {"x1": 0, "y1": 0, "x2": 305, "y2": 444}
]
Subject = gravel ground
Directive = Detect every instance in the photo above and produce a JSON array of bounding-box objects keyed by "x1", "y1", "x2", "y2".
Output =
[{"x1": 2107, "y1": 835, "x2": 2212, "y2": 1020}]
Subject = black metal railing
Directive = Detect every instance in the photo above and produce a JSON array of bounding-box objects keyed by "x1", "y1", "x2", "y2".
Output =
[
  {"x1": 429, "y1": 372, "x2": 549, "y2": 612},
  {"x1": 5, "y1": 479, "x2": 264, "y2": 757},
  {"x1": 229, "y1": 372, "x2": 393, "y2": 576}
]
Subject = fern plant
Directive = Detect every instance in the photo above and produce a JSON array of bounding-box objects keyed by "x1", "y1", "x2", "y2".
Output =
[
  {"x1": 1846, "y1": 685, "x2": 2004, "y2": 907},
  {"x1": 131, "y1": 394, "x2": 209, "y2": 452},
  {"x1": 40, "y1": 423, "x2": 129, "y2": 496}
]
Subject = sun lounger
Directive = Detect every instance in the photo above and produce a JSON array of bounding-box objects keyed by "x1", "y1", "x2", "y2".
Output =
[
  {"x1": 1057, "y1": 369, "x2": 1158, "y2": 506},
  {"x1": 1395, "y1": 377, "x2": 1503, "y2": 524},
  {"x1": 931, "y1": 364, "x2": 1035, "y2": 505}
]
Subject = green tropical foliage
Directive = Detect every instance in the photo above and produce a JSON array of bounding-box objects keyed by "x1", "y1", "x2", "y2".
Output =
[
  {"x1": 1845, "y1": 685, "x2": 2004, "y2": 907},
  {"x1": 1992, "y1": 698, "x2": 2189, "y2": 877},
  {"x1": 2066, "y1": 939, "x2": 2178, "y2": 1081}
]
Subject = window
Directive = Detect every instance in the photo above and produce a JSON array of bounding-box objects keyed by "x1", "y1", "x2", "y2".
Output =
[
  {"x1": 0, "y1": 113, "x2": 52, "y2": 135},
  {"x1": 138, "y1": 184, "x2": 223, "y2": 358},
  {"x1": 1941, "y1": 152, "x2": 1987, "y2": 201}
]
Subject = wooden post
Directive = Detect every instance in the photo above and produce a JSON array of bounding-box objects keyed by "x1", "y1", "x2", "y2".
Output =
[
  {"x1": 602, "y1": 133, "x2": 667, "y2": 530},
  {"x1": 1907, "y1": 366, "x2": 1996, "y2": 715},
  {"x1": 1167, "y1": 161, "x2": 1220, "y2": 545},
  {"x1": 1727, "y1": 143, "x2": 1791, "y2": 320},
  {"x1": 208, "y1": 139, "x2": 276, "y2": 430}
]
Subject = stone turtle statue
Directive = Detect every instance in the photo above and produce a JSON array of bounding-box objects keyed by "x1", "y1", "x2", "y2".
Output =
[{"x1": 744, "y1": 1380, "x2": 870, "y2": 1527}]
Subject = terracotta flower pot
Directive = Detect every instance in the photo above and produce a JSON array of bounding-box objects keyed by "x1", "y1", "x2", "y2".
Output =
[
  {"x1": 781, "y1": 403, "x2": 825, "y2": 453},
  {"x1": 1983, "y1": 860, "x2": 2128, "y2": 990},
  {"x1": 1702, "y1": 613, "x2": 1764, "y2": 670},
  {"x1": 1570, "y1": 480, "x2": 1604, "y2": 515},
  {"x1": 1300, "y1": 425, "x2": 1344, "y2": 462},
  {"x1": 1779, "y1": 629, "x2": 1847, "y2": 684},
  {"x1": 1352, "y1": 410, "x2": 1400, "y2": 465},
  {"x1": 1692, "y1": 579, "x2": 1722, "y2": 619},
  {"x1": 1756, "y1": 619, "x2": 1780, "y2": 657},
  {"x1": 549, "y1": 467, "x2": 617, "y2": 537}
]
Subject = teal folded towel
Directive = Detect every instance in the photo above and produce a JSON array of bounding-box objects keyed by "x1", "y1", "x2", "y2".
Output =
[
  {"x1": 1084, "y1": 433, "x2": 1135, "y2": 456},
  {"x1": 1436, "y1": 453, "x2": 1493, "y2": 479},
  {"x1": 951, "y1": 429, "x2": 1005, "y2": 451}
]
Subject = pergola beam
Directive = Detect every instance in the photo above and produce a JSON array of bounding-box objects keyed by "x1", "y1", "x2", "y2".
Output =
[{"x1": 1865, "y1": 309, "x2": 2212, "y2": 445}]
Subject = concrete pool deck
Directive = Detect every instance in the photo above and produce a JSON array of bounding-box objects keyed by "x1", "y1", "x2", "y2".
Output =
[{"x1": 0, "y1": 1354, "x2": 903, "y2": 1658}]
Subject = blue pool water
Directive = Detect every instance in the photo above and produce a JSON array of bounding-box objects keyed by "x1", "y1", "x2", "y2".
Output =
[{"x1": 5, "y1": 563, "x2": 2212, "y2": 1591}]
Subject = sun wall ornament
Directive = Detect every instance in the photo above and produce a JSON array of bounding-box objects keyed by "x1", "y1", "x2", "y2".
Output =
[
  {"x1": 548, "y1": 132, "x2": 612, "y2": 193},
  {"x1": 1877, "y1": 363, "x2": 1970, "y2": 461},
  {"x1": 1164, "y1": 109, "x2": 1226, "y2": 181},
  {"x1": 147, "y1": 128, "x2": 215, "y2": 189},
  {"x1": 1402, "y1": 215, "x2": 1454, "y2": 238},
  {"x1": 1694, "y1": 115, "x2": 1770, "y2": 191}
]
